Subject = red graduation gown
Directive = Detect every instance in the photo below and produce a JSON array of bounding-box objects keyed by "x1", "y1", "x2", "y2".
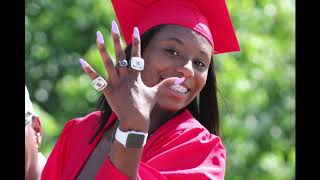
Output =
[{"x1": 41, "y1": 109, "x2": 226, "y2": 180}]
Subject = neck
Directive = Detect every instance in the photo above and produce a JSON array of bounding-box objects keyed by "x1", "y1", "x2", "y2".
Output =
[{"x1": 148, "y1": 105, "x2": 182, "y2": 135}]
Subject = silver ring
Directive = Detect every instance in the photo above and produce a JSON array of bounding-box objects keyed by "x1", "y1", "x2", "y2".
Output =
[
  {"x1": 92, "y1": 76, "x2": 108, "y2": 91},
  {"x1": 130, "y1": 57, "x2": 144, "y2": 71},
  {"x1": 118, "y1": 59, "x2": 128, "y2": 67}
]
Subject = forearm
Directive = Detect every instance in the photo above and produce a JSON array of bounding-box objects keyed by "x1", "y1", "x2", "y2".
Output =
[
  {"x1": 109, "y1": 121, "x2": 148, "y2": 180},
  {"x1": 109, "y1": 138, "x2": 143, "y2": 179}
]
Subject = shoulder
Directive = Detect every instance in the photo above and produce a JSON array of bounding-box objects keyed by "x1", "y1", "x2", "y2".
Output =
[
  {"x1": 161, "y1": 109, "x2": 220, "y2": 140},
  {"x1": 149, "y1": 109, "x2": 224, "y2": 150},
  {"x1": 143, "y1": 110, "x2": 226, "y2": 173},
  {"x1": 176, "y1": 116, "x2": 224, "y2": 149},
  {"x1": 60, "y1": 111, "x2": 102, "y2": 134},
  {"x1": 180, "y1": 113, "x2": 225, "y2": 152}
]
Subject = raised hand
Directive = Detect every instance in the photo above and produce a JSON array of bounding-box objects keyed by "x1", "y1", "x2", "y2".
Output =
[{"x1": 79, "y1": 21, "x2": 183, "y2": 132}]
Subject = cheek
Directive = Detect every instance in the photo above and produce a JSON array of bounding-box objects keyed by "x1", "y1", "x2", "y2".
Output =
[
  {"x1": 142, "y1": 53, "x2": 157, "y2": 86},
  {"x1": 25, "y1": 131, "x2": 37, "y2": 156},
  {"x1": 141, "y1": 70, "x2": 157, "y2": 87},
  {"x1": 195, "y1": 72, "x2": 208, "y2": 92},
  {"x1": 141, "y1": 54, "x2": 172, "y2": 86},
  {"x1": 25, "y1": 136, "x2": 31, "y2": 170}
]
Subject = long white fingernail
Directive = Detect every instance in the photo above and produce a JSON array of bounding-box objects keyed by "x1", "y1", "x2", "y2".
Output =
[
  {"x1": 79, "y1": 58, "x2": 89, "y2": 68},
  {"x1": 96, "y1": 31, "x2": 104, "y2": 44},
  {"x1": 112, "y1": 21, "x2": 120, "y2": 35},
  {"x1": 175, "y1": 77, "x2": 185, "y2": 85},
  {"x1": 133, "y1": 27, "x2": 140, "y2": 39}
]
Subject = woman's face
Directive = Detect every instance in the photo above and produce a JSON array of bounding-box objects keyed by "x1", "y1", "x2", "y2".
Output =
[{"x1": 141, "y1": 25, "x2": 213, "y2": 111}]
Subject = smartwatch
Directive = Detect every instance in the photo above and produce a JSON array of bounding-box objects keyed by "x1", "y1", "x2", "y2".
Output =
[{"x1": 114, "y1": 127, "x2": 148, "y2": 148}]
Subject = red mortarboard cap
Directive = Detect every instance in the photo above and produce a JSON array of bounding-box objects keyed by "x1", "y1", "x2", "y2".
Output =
[{"x1": 111, "y1": 0, "x2": 240, "y2": 54}]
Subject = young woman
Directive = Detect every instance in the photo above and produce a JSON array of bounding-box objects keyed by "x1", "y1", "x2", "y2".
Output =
[{"x1": 41, "y1": 0, "x2": 240, "y2": 179}]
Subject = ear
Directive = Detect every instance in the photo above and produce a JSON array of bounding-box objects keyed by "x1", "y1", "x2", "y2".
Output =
[{"x1": 31, "y1": 117, "x2": 42, "y2": 148}]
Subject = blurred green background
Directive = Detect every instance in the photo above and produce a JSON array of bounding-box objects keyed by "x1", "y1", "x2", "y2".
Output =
[{"x1": 25, "y1": 0, "x2": 295, "y2": 179}]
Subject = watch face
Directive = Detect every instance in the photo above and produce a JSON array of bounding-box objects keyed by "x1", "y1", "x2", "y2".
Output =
[{"x1": 126, "y1": 134, "x2": 145, "y2": 148}]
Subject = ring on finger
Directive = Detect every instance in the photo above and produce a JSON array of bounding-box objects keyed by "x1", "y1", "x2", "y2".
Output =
[
  {"x1": 92, "y1": 76, "x2": 108, "y2": 91},
  {"x1": 130, "y1": 57, "x2": 144, "y2": 71},
  {"x1": 117, "y1": 59, "x2": 128, "y2": 68}
]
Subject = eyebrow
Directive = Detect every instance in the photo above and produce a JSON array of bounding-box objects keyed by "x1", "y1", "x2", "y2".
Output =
[
  {"x1": 161, "y1": 37, "x2": 184, "y2": 45},
  {"x1": 161, "y1": 37, "x2": 210, "y2": 57}
]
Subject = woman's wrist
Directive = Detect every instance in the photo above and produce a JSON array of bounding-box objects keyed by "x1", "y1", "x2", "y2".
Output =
[
  {"x1": 118, "y1": 119, "x2": 149, "y2": 133},
  {"x1": 109, "y1": 139, "x2": 143, "y2": 180}
]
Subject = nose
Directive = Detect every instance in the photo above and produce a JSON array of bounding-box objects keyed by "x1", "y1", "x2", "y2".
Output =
[{"x1": 176, "y1": 60, "x2": 194, "y2": 78}]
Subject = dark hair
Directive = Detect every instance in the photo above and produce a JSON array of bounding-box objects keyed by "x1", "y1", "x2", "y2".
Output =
[{"x1": 90, "y1": 25, "x2": 220, "y2": 143}]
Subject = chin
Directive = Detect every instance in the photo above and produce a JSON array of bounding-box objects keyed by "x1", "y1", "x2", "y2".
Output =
[{"x1": 157, "y1": 100, "x2": 187, "y2": 112}]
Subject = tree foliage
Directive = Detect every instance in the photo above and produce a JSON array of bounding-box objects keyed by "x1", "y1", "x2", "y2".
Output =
[{"x1": 25, "y1": 0, "x2": 295, "y2": 179}]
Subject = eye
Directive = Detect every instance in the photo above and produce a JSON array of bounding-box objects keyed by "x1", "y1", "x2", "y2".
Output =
[
  {"x1": 165, "y1": 49, "x2": 179, "y2": 56},
  {"x1": 193, "y1": 60, "x2": 206, "y2": 68}
]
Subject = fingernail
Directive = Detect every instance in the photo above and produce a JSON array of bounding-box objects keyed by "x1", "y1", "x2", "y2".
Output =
[
  {"x1": 79, "y1": 58, "x2": 89, "y2": 68},
  {"x1": 96, "y1": 31, "x2": 104, "y2": 44},
  {"x1": 111, "y1": 21, "x2": 119, "y2": 35},
  {"x1": 133, "y1": 27, "x2": 140, "y2": 39},
  {"x1": 175, "y1": 77, "x2": 185, "y2": 85}
]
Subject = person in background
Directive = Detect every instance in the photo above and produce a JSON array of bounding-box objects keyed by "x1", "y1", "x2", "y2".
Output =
[
  {"x1": 42, "y1": 0, "x2": 240, "y2": 179},
  {"x1": 25, "y1": 86, "x2": 47, "y2": 180}
]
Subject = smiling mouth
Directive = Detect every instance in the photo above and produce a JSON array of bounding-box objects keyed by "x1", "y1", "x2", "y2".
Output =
[
  {"x1": 160, "y1": 77, "x2": 190, "y2": 95},
  {"x1": 169, "y1": 84, "x2": 189, "y2": 94}
]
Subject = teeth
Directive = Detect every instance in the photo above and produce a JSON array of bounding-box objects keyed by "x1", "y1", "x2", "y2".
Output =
[{"x1": 170, "y1": 84, "x2": 188, "y2": 94}]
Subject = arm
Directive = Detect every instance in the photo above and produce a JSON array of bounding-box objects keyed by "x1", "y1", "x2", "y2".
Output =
[
  {"x1": 96, "y1": 156, "x2": 167, "y2": 180},
  {"x1": 95, "y1": 127, "x2": 226, "y2": 180},
  {"x1": 80, "y1": 23, "x2": 179, "y2": 179},
  {"x1": 109, "y1": 139, "x2": 143, "y2": 179}
]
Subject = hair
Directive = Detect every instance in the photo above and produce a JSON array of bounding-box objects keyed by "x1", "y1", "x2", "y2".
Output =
[{"x1": 90, "y1": 25, "x2": 220, "y2": 143}]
